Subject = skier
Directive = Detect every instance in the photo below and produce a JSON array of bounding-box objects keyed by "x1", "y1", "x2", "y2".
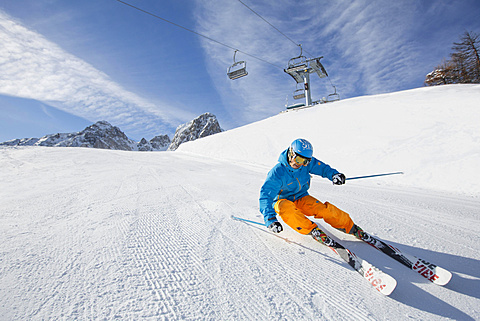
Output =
[{"x1": 259, "y1": 138, "x2": 367, "y2": 245}]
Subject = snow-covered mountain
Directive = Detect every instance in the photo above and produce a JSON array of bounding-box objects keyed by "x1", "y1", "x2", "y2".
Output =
[
  {"x1": 137, "y1": 135, "x2": 171, "y2": 151},
  {"x1": 0, "y1": 113, "x2": 222, "y2": 151},
  {"x1": 0, "y1": 137, "x2": 39, "y2": 146},
  {"x1": 0, "y1": 121, "x2": 138, "y2": 150},
  {"x1": 0, "y1": 85, "x2": 479, "y2": 320},
  {"x1": 167, "y1": 112, "x2": 222, "y2": 151}
]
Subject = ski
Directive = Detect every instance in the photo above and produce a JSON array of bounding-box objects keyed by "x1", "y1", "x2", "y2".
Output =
[
  {"x1": 231, "y1": 216, "x2": 396, "y2": 295},
  {"x1": 326, "y1": 241, "x2": 397, "y2": 296},
  {"x1": 359, "y1": 232, "x2": 452, "y2": 286}
]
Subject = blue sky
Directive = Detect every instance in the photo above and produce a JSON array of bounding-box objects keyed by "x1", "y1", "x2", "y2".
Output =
[{"x1": 1, "y1": 0, "x2": 479, "y2": 142}]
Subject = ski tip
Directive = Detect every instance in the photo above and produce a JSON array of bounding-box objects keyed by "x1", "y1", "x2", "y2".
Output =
[
  {"x1": 377, "y1": 277, "x2": 397, "y2": 296},
  {"x1": 433, "y1": 269, "x2": 452, "y2": 286},
  {"x1": 382, "y1": 279, "x2": 397, "y2": 296},
  {"x1": 360, "y1": 259, "x2": 397, "y2": 296}
]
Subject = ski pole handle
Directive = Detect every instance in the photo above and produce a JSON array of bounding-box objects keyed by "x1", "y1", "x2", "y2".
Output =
[{"x1": 346, "y1": 172, "x2": 404, "y2": 181}]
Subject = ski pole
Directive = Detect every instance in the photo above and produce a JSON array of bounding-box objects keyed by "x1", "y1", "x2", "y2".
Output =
[
  {"x1": 346, "y1": 171, "x2": 404, "y2": 181},
  {"x1": 231, "y1": 215, "x2": 264, "y2": 226}
]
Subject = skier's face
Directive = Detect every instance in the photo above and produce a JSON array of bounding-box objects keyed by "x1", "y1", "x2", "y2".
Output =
[
  {"x1": 288, "y1": 148, "x2": 311, "y2": 169},
  {"x1": 288, "y1": 155, "x2": 302, "y2": 169}
]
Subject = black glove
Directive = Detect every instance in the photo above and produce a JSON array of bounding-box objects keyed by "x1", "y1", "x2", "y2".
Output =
[
  {"x1": 268, "y1": 221, "x2": 283, "y2": 233},
  {"x1": 332, "y1": 173, "x2": 346, "y2": 185}
]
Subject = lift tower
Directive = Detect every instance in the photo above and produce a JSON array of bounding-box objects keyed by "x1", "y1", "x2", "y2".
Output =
[{"x1": 284, "y1": 47, "x2": 328, "y2": 108}]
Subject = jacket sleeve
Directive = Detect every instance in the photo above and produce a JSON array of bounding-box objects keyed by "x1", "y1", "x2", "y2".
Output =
[
  {"x1": 308, "y1": 157, "x2": 339, "y2": 181},
  {"x1": 259, "y1": 167, "x2": 283, "y2": 226}
]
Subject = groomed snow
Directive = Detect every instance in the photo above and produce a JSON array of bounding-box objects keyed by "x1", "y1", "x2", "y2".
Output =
[
  {"x1": 179, "y1": 84, "x2": 480, "y2": 196},
  {"x1": 1, "y1": 84, "x2": 479, "y2": 320}
]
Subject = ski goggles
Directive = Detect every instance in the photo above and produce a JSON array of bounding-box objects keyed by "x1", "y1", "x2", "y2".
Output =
[{"x1": 289, "y1": 148, "x2": 311, "y2": 166}]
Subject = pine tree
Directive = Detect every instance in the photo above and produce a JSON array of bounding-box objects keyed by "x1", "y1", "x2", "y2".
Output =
[
  {"x1": 425, "y1": 31, "x2": 480, "y2": 86},
  {"x1": 452, "y1": 31, "x2": 480, "y2": 83}
]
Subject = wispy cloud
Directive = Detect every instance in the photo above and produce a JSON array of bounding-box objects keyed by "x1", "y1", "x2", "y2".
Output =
[
  {"x1": 318, "y1": 0, "x2": 422, "y2": 94},
  {"x1": 0, "y1": 10, "x2": 189, "y2": 139},
  {"x1": 193, "y1": 0, "x2": 298, "y2": 125},
  {"x1": 193, "y1": 0, "x2": 439, "y2": 122},
  {"x1": 2, "y1": 1, "x2": 475, "y2": 139}
]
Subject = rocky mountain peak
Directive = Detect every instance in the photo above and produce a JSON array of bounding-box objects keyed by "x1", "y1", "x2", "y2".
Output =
[
  {"x1": 167, "y1": 113, "x2": 222, "y2": 151},
  {"x1": 137, "y1": 135, "x2": 171, "y2": 151}
]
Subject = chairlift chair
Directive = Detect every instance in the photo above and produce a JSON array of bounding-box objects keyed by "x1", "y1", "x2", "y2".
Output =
[
  {"x1": 285, "y1": 56, "x2": 308, "y2": 73},
  {"x1": 227, "y1": 50, "x2": 248, "y2": 80},
  {"x1": 327, "y1": 86, "x2": 340, "y2": 102},
  {"x1": 293, "y1": 84, "x2": 305, "y2": 100},
  {"x1": 293, "y1": 89, "x2": 305, "y2": 100},
  {"x1": 284, "y1": 44, "x2": 308, "y2": 74}
]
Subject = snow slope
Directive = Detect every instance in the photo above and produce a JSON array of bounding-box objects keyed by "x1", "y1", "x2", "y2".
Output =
[
  {"x1": 179, "y1": 84, "x2": 480, "y2": 196},
  {"x1": 1, "y1": 85, "x2": 479, "y2": 320}
]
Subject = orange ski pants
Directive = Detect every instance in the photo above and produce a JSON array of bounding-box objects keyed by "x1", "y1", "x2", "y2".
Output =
[{"x1": 274, "y1": 195, "x2": 354, "y2": 235}]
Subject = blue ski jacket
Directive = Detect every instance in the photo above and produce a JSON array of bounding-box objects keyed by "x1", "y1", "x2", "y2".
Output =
[{"x1": 259, "y1": 148, "x2": 339, "y2": 226}]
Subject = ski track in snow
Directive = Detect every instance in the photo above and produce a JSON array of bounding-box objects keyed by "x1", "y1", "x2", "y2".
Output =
[{"x1": 0, "y1": 147, "x2": 479, "y2": 320}]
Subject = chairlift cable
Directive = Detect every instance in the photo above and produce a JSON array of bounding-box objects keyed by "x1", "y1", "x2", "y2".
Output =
[
  {"x1": 236, "y1": 0, "x2": 297, "y2": 47},
  {"x1": 234, "y1": 0, "x2": 340, "y2": 100},
  {"x1": 236, "y1": 0, "x2": 315, "y2": 57},
  {"x1": 327, "y1": 77, "x2": 338, "y2": 90},
  {"x1": 114, "y1": 0, "x2": 283, "y2": 69}
]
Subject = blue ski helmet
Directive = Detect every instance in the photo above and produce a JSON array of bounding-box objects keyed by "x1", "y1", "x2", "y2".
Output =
[{"x1": 290, "y1": 138, "x2": 313, "y2": 159}]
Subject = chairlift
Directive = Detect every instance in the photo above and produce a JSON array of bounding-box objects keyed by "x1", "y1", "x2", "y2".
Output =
[
  {"x1": 310, "y1": 57, "x2": 328, "y2": 79},
  {"x1": 283, "y1": 44, "x2": 333, "y2": 108},
  {"x1": 284, "y1": 44, "x2": 308, "y2": 74},
  {"x1": 292, "y1": 84, "x2": 305, "y2": 100},
  {"x1": 227, "y1": 50, "x2": 248, "y2": 80},
  {"x1": 327, "y1": 86, "x2": 340, "y2": 102},
  {"x1": 285, "y1": 56, "x2": 308, "y2": 73},
  {"x1": 285, "y1": 69, "x2": 304, "y2": 83}
]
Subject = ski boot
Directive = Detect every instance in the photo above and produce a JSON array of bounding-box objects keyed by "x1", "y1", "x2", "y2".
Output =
[
  {"x1": 350, "y1": 225, "x2": 372, "y2": 242},
  {"x1": 310, "y1": 227, "x2": 335, "y2": 247}
]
